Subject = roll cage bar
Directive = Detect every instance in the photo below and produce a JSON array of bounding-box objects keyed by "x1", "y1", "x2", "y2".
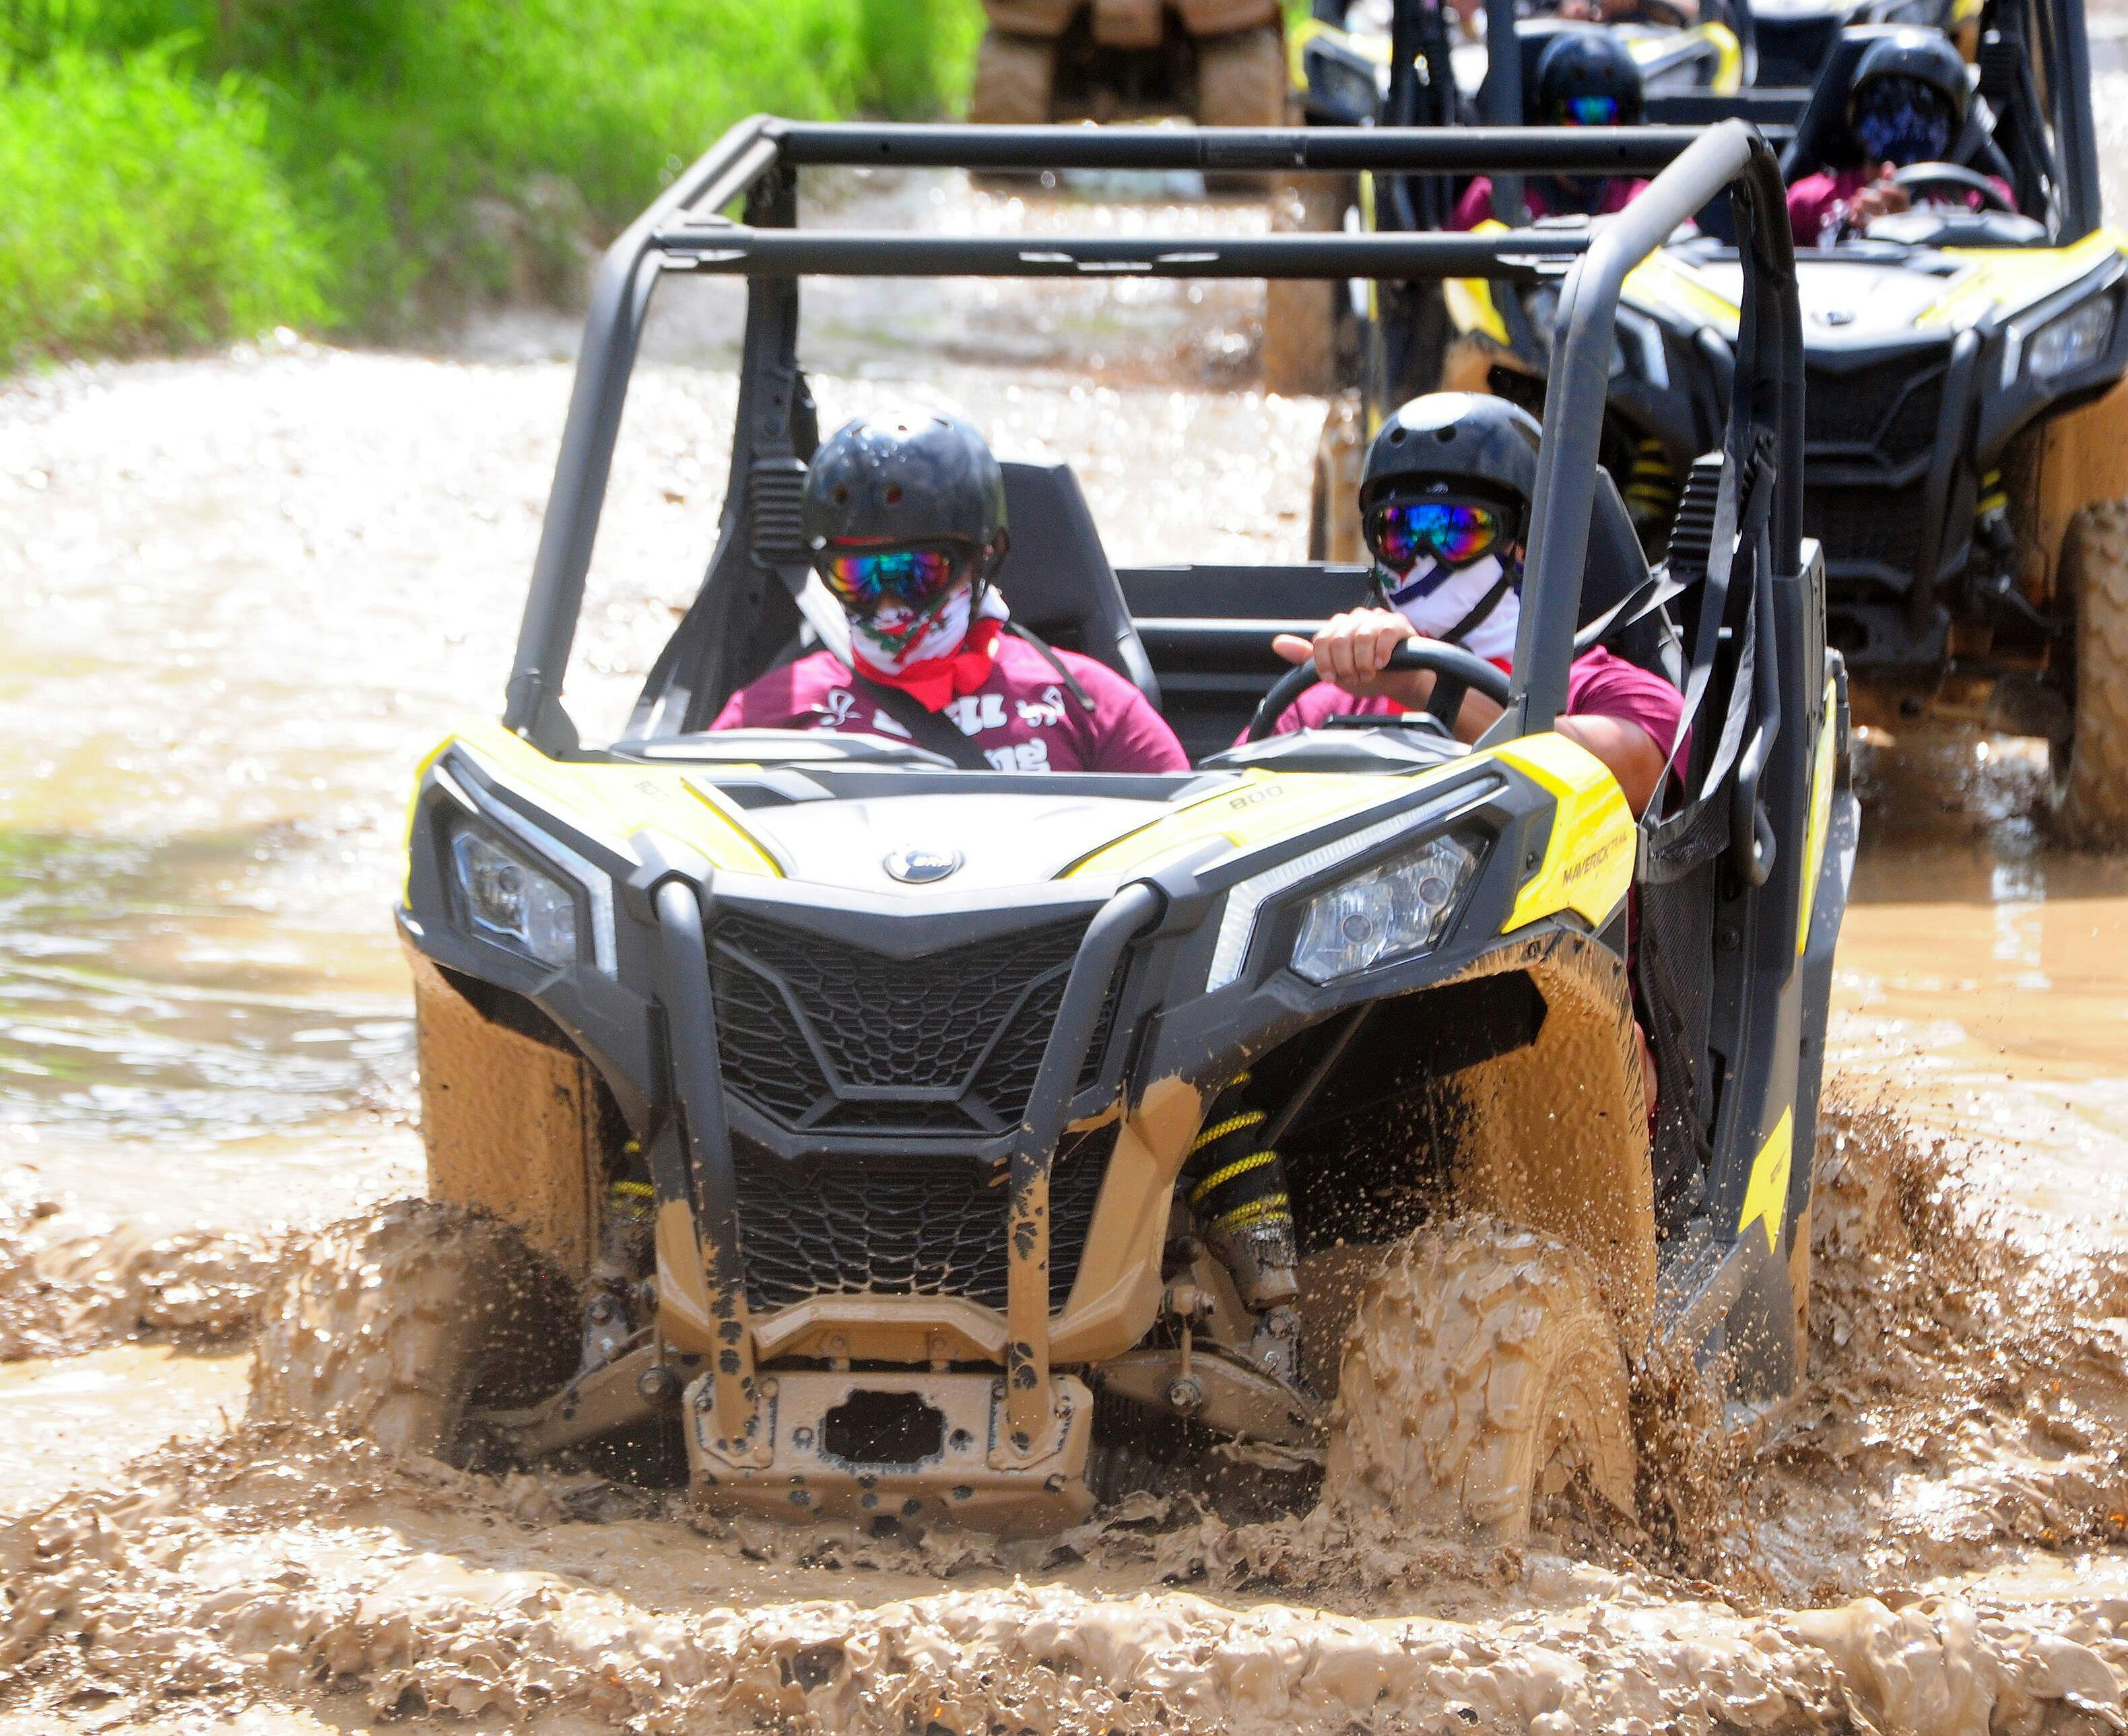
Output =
[{"x1": 503, "y1": 117, "x2": 1802, "y2": 760}]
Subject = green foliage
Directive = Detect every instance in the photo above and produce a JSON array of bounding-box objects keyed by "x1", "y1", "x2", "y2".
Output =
[
  {"x1": 0, "y1": 46, "x2": 327, "y2": 362},
  {"x1": 0, "y1": 0, "x2": 986, "y2": 358}
]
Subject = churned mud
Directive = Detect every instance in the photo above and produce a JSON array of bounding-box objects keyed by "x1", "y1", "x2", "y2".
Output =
[{"x1": 7, "y1": 1095, "x2": 2128, "y2": 1734}]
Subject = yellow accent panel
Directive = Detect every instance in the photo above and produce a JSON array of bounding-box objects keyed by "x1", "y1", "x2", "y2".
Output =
[
  {"x1": 1446, "y1": 275, "x2": 1510, "y2": 346},
  {"x1": 1061, "y1": 769, "x2": 1439, "y2": 880},
  {"x1": 1445, "y1": 220, "x2": 1512, "y2": 347},
  {"x1": 420, "y1": 721, "x2": 783, "y2": 879},
  {"x1": 1919, "y1": 231, "x2": 2127, "y2": 329},
  {"x1": 1797, "y1": 677, "x2": 1838, "y2": 956},
  {"x1": 1738, "y1": 1107, "x2": 1795, "y2": 1254},
  {"x1": 1702, "y1": 22, "x2": 1743, "y2": 94},
  {"x1": 1625, "y1": 252, "x2": 1741, "y2": 337},
  {"x1": 1492, "y1": 734, "x2": 1636, "y2": 933}
]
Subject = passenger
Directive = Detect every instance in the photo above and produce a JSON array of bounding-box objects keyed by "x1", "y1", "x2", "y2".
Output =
[
  {"x1": 711, "y1": 411, "x2": 1188, "y2": 774},
  {"x1": 1453, "y1": 32, "x2": 1652, "y2": 228},
  {"x1": 1253, "y1": 393, "x2": 1682, "y2": 820},
  {"x1": 1786, "y1": 31, "x2": 2009, "y2": 246}
]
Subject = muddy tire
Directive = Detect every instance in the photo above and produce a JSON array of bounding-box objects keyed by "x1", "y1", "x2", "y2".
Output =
[
  {"x1": 1195, "y1": 26, "x2": 1288, "y2": 192},
  {"x1": 1262, "y1": 177, "x2": 1345, "y2": 398},
  {"x1": 968, "y1": 28, "x2": 1056, "y2": 126},
  {"x1": 248, "y1": 1199, "x2": 576, "y2": 1459},
  {"x1": 2052, "y1": 500, "x2": 2128, "y2": 844},
  {"x1": 1325, "y1": 1216, "x2": 1636, "y2": 1545}
]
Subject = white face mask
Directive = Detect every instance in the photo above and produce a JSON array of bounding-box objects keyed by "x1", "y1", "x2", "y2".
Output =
[
  {"x1": 849, "y1": 584, "x2": 1009, "y2": 677},
  {"x1": 1380, "y1": 552, "x2": 1523, "y2": 665}
]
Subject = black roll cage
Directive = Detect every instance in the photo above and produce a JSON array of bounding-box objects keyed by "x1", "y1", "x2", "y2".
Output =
[{"x1": 502, "y1": 117, "x2": 1803, "y2": 760}]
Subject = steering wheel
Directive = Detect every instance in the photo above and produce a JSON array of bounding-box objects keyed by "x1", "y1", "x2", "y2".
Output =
[
  {"x1": 1890, "y1": 162, "x2": 2016, "y2": 215},
  {"x1": 1244, "y1": 639, "x2": 1515, "y2": 744}
]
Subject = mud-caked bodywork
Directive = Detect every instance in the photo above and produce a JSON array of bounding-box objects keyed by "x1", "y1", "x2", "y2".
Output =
[{"x1": 387, "y1": 117, "x2": 1853, "y2": 1536}]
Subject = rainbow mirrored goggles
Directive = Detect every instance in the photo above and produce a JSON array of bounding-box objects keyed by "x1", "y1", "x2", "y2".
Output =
[
  {"x1": 1365, "y1": 498, "x2": 1512, "y2": 572},
  {"x1": 1550, "y1": 93, "x2": 1625, "y2": 127},
  {"x1": 815, "y1": 542, "x2": 974, "y2": 615}
]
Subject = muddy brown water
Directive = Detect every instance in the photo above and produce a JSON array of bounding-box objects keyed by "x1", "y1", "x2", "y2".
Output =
[{"x1": 8, "y1": 163, "x2": 2128, "y2": 1733}]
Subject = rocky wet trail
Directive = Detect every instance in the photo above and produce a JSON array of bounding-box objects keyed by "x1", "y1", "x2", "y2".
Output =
[{"x1": 10, "y1": 166, "x2": 2128, "y2": 1733}]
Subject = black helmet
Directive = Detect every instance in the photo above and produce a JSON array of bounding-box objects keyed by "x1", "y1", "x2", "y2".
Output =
[
  {"x1": 1360, "y1": 393, "x2": 1543, "y2": 528},
  {"x1": 801, "y1": 411, "x2": 1007, "y2": 558},
  {"x1": 1531, "y1": 27, "x2": 1645, "y2": 129},
  {"x1": 1848, "y1": 29, "x2": 1968, "y2": 164}
]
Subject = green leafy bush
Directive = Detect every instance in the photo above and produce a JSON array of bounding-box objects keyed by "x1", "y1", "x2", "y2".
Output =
[
  {"x1": 0, "y1": 0, "x2": 985, "y2": 358},
  {"x1": 0, "y1": 46, "x2": 326, "y2": 360}
]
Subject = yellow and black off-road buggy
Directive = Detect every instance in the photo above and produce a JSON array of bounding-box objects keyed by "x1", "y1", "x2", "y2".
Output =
[
  {"x1": 261, "y1": 119, "x2": 1854, "y2": 1541},
  {"x1": 1309, "y1": 0, "x2": 2128, "y2": 835},
  {"x1": 1267, "y1": 0, "x2": 1750, "y2": 395}
]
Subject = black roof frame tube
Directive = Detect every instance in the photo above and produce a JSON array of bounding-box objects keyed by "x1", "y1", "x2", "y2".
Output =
[
  {"x1": 1494, "y1": 120, "x2": 1803, "y2": 741},
  {"x1": 753, "y1": 121, "x2": 1698, "y2": 176},
  {"x1": 653, "y1": 229, "x2": 1591, "y2": 279}
]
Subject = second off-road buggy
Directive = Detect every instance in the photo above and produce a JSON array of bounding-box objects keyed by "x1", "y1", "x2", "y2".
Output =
[
  {"x1": 1304, "y1": 0, "x2": 2128, "y2": 837},
  {"x1": 1265, "y1": 0, "x2": 1750, "y2": 395},
  {"x1": 259, "y1": 118, "x2": 1854, "y2": 1542}
]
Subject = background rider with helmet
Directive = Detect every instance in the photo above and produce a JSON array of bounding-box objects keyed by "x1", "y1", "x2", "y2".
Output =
[
  {"x1": 1254, "y1": 393, "x2": 1683, "y2": 820},
  {"x1": 1786, "y1": 29, "x2": 2011, "y2": 245},
  {"x1": 1453, "y1": 31, "x2": 1652, "y2": 228},
  {"x1": 713, "y1": 411, "x2": 1189, "y2": 774}
]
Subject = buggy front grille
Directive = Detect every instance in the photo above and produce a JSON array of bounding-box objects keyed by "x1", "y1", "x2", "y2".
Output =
[
  {"x1": 1803, "y1": 479, "x2": 1929, "y2": 584},
  {"x1": 708, "y1": 910, "x2": 1115, "y2": 1135},
  {"x1": 731, "y1": 1126, "x2": 1115, "y2": 1313},
  {"x1": 1803, "y1": 355, "x2": 1948, "y2": 473}
]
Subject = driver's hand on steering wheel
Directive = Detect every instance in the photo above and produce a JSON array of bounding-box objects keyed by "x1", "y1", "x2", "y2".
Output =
[
  {"x1": 1847, "y1": 167, "x2": 1911, "y2": 230},
  {"x1": 1273, "y1": 609, "x2": 1434, "y2": 707}
]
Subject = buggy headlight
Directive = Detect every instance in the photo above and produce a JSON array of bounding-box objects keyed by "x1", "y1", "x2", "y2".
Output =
[
  {"x1": 1301, "y1": 38, "x2": 1381, "y2": 125},
  {"x1": 2027, "y1": 297, "x2": 2116, "y2": 382},
  {"x1": 452, "y1": 828, "x2": 579, "y2": 970},
  {"x1": 1205, "y1": 789, "x2": 1493, "y2": 993},
  {"x1": 1290, "y1": 833, "x2": 1477, "y2": 984}
]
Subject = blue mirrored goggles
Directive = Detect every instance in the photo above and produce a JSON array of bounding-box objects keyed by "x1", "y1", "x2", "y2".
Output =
[
  {"x1": 1366, "y1": 499, "x2": 1512, "y2": 572},
  {"x1": 816, "y1": 543, "x2": 974, "y2": 614},
  {"x1": 1550, "y1": 93, "x2": 1625, "y2": 127}
]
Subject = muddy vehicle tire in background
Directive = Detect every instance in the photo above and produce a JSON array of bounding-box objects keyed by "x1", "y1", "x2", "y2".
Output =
[
  {"x1": 968, "y1": 29, "x2": 1057, "y2": 127},
  {"x1": 1307, "y1": 389, "x2": 1368, "y2": 562},
  {"x1": 2053, "y1": 500, "x2": 2128, "y2": 845},
  {"x1": 1261, "y1": 176, "x2": 1347, "y2": 397},
  {"x1": 1325, "y1": 1217, "x2": 1636, "y2": 1545},
  {"x1": 249, "y1": 1200, "x2": 576, "y2": 1459},
  {"x1": 1196, "y1": 25, "x2": 1289, "y2": 191}
]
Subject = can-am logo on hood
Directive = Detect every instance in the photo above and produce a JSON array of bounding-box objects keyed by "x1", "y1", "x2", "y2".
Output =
[{"x1": 884, "y1": 846, "x2": 962, "y2": 885}]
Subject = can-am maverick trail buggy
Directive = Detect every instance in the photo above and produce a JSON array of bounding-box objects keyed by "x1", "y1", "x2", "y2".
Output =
[
  {"x1": 1266, "y1": 0, "x2": 1749, "y2": 395},
  {"x1": 1308, "y1": 0, "x2": 2128, "y2": 836},
  {"x1": 258, "y1": 118, "x2": 1853, "y2": 1541}
]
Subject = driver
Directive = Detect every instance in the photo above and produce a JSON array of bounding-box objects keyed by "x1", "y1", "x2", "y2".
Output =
[
  {"x1": 1251, "y1": 393, "x2": 1683, "y2": 820},
  {"x1": 710, "y1": 411, "x2": 1188, "y2": 774},
  {"x1": 1785, "y1": 30, "x2": 2009, "y2": 246},
  {"x1": 1453, "y1": 32, "x2": 1652, "y2": 228}
]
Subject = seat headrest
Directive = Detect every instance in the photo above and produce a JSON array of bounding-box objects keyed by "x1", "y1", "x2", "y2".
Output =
[{"x1": 993, "y1": 461, "x2": 1162, "y2": 706}]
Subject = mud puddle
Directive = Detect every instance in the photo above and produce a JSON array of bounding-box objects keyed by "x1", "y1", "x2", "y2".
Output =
[{"x1": 12, "y1": 168, "x2": 2128, "y2": 1731}]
